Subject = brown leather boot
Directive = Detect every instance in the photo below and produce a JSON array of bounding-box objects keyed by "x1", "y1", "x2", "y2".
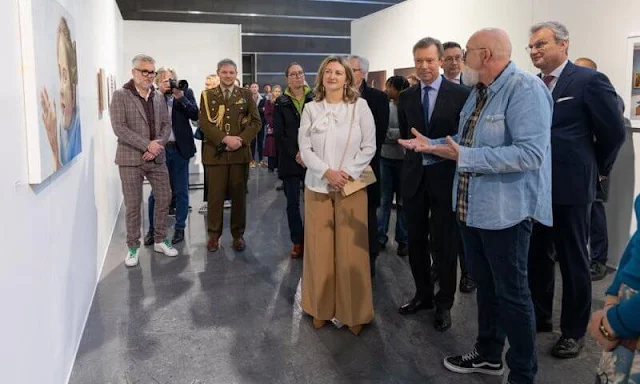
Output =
[
  {"x1": 232, "y1": 237, "x2": 246, "y2": 251},
  {"x1": 207, "y1": 237, "x2": 219, "y2": 252},
  {"x1": 290, "y1": 243, "x2": 304, "y2": 258}
]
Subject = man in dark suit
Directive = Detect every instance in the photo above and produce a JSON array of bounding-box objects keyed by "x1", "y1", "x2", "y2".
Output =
[
  {"x1": 348, "y1": 55, "x2": 390, "y2": 277},
  {"x1": 397, "y1": 37, "x2": 471, "y2": 331},
  {"x1": 145, "y1": 67, "x2": 199, "y2": 245},
  {"x1": 527, "y1": 21, "x2": 625, "y2": 358},
  {"x1": 442, "y1": 41, "x2": 466, "y2": 86},
  {"x1": 442, "y1": 41, "x2": 476, "y2": 294}
]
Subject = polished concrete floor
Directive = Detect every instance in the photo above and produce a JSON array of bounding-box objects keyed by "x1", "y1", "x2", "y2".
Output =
[{"x1": 69, "y1": 167, "x2": 613, "y2": 384}]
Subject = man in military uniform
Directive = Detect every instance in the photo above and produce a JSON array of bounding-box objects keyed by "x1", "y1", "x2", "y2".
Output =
[{"x1": 199, "y1": 59, "x2": 261, "y2": 252}]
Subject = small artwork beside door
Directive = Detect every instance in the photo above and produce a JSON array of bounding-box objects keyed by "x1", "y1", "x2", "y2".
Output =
[
  {"x1": 394, "y1": 67, "x2": 415, "y2": 79},
  {"x1": 367, "y1": 70, "x2": 386, "y2": 91}
]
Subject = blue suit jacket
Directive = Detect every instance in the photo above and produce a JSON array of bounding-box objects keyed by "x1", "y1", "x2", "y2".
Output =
[
  {"x1": 547, "y1": 61, "x2": 625, "y2": 205},
  {"x1": 170, "y1": 88, "x2": 199, "y2": 159}
]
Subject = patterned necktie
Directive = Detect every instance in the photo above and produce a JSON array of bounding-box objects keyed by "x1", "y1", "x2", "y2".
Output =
[
  {"x1": 542, "y1": 75, "x2": 555, "y2": 89},
  {"x1": 422, "y1": 85, "x2": 432, "y2": 128}
]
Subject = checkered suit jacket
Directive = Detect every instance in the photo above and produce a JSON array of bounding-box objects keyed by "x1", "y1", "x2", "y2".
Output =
[{"x1": 110, "y1": 85, "x2": 171, "y2": 166}]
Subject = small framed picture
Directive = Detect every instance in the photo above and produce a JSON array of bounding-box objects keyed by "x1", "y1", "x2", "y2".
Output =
[{"x1": 634, "y1": 72, "x2": 640, "y2": 89}]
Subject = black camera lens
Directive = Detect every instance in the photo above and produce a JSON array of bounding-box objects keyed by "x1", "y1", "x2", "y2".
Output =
[{"x1": 168, "y1": 78, "x2": 189, "y2": 91}]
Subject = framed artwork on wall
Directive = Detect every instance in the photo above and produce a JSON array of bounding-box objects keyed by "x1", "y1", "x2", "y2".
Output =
[
  {"x1": 394, "y1": 67, "x2": 415, "y2": 78},
  {"x1": 17, "y1": 0, "x2": 82, "y2": 184},
  {"x1": 624, "y1": 37, "x2": 640, "y2": 127},
  {"x1": 97, "y1": 68, "x2": 105, "y2": 115},
  {"x1": 367, "y1": 70, "x2": 386, "y2": 91}
]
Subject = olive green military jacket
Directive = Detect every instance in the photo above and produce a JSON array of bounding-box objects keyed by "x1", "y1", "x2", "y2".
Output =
[{"x1": 199, "y1": 86, "x2": 262, "y2": 165}]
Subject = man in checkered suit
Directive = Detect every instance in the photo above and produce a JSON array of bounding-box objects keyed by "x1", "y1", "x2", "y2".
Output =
[{"x1": 110, "y1": 54, "x2": 178, "y2": 267}]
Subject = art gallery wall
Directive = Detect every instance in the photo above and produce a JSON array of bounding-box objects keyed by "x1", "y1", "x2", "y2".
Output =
[
  {"x1": 352, "y1": 0, "x2": 640, "y2": 267},
  {"x1": 351, "y1": 0, "x2": 535, "y2": 81},
  {"x1": 0, "y1": 0, "x2": 124, "y2": 383},
  {"x1": 123, "y1": 21, "x2": 243, "y2": 173}
]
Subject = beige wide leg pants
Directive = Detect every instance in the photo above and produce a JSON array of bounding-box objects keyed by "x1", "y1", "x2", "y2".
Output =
[{"x1": 301, "y1": 187, "x2": 374, "y2": 327}]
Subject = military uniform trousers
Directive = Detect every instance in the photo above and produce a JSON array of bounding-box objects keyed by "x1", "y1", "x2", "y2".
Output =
[
  {"x1": 119, "y1": 162, "x2": 171, "y2": 248},
  {"x1": 301, "y1": 187, "x2": 374, "y2": 327},
  {"x1": 205, "y1": 163, "x2": 249, "y2": 240}
]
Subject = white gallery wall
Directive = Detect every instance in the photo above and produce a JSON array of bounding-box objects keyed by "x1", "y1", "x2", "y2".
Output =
[
  {"x1": 123, "y1": 21, "x2": 243, "y2": 173},
  {"x1": 352, "y1": 0, "x2": 639, "y2": 265},
  {"x1": 0, "y1": 0, "x2": 124, "y2": 383}
]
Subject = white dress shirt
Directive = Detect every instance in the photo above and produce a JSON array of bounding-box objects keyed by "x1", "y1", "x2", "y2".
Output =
[
  {"x1": 298, "y1": 98, "x2": 376, "y2": 194},
  {"x1": 543, "y1": 59, "x2": 568, "y2": 93}
]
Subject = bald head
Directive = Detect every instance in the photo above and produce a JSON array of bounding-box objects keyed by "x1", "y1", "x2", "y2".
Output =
[
  {"x1": 575, "y1": 57, "x2": 597, "y2": 70},
  {"x1": 470, "y1": 28, "x2": 512, "y2": 61}
]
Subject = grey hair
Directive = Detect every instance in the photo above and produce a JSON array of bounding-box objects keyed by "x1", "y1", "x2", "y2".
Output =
[
  {"x1": 347, "y1": 55, "x2": 370, "y2": 75},
  {"x1": 412, "y1": 37, "x2": 444, "y2": 58},
  {"x1": 154, "y1": 66, "x2": 177, "y2": 86},
  {"x1": 131, "y1": 54, "x2": 155, "y2": 67},
  {"x1": 530, "y1": 21, "x2": 570, "y2": 41},
  {"x1": 217, "y1": 58, "x2": 238, "y2": 71}
]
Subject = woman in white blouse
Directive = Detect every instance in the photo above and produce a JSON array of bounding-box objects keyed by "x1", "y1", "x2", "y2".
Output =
[{"x1": 298, "y1": 55, "x2": 376, "y2": 336}]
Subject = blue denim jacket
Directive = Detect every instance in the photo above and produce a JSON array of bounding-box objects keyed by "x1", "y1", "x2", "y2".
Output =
[{"x1": 423, "y1": 62, "x2": 553, "y2": 230}]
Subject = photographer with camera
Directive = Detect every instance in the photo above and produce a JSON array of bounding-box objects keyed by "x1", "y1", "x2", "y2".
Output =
[{"x1": 145, "y1": 67, "x2": 198, "y2": 246}]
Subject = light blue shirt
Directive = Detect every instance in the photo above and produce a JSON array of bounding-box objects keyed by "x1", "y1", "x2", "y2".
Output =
[
  {"x1": 61, "y1": 109, "x2": 82, "y2": 165},
  {"x1": 423, "y1": 62, "x2": 553, "y2": 230},
  {"x1": 421, "y1": 75, "x2": 442, "y2": 122}
]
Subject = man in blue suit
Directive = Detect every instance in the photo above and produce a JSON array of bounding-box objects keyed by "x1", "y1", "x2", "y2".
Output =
[
  {"x1": 526, "y1": 21, "x2": 626, "y2": 358},
  {"x1": 145, "y1": 67, "x2": 199, "y2": 245}
]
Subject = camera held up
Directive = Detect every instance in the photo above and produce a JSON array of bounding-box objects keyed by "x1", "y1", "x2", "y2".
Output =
[{"x1": 167, "y1": 78, "x2": 189, "y2": 94}]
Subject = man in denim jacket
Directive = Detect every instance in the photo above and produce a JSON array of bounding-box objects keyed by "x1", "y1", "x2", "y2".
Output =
[{"x1": 399, "y1": 28, "x2": 552, "y2": 384}]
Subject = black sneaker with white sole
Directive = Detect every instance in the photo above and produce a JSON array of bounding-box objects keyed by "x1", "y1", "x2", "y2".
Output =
[{"x1": 443, "y1": 346, "x2": 504, "y2": 376}]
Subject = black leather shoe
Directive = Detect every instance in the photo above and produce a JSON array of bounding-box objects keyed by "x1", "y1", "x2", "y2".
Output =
[
  {"x1": 459, "y1": 274, "x2": 477, "y2": 293},
  {"x1": 536, "y1": 318, "x2": 553, "y2": 333},
  {"x1": 168, "y1": 207, "x2": 176, "y2": 216},
  {"x1": 551, "y1": 336, "x2": 584, "y2": 358},
  {"x1": 397, "y1": 243, "x2": 408, "y2": 257},
  {"x1": 434, "y1": 308, "x2": 452, "y2": 332},
  {"x1": 171, "y1": 229, "x2": 184, "y2": 245},
  {"x1": 590, "y1": 261, "x2": 608, "y2": 281},
  {"x1": 399, "y1": 297, "x2": 434, "y2": 315},
  {"x1": 144, "y1": 230, "x2": 154, "y2": 246}
]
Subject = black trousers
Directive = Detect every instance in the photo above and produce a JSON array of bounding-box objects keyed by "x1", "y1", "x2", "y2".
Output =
[
  {"x1": 590, "y1": 201, "x2": 608, "y2": 263},
  {"x1": 528, "y1": 203, "x2": 592, "y2": 339},
  {"x1": 404, "y1": 173, "x2": 457, "y2": 309},
  {"x1": 368, "y1": 203, "x2": 380, "y2": 259}
]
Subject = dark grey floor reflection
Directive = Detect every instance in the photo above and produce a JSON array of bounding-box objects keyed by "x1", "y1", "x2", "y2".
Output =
[{"x1": 69, "y1": 168, "x2": 611, "y2": 384}]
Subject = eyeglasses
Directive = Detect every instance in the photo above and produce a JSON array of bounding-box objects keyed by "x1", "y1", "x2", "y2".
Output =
[
  {"x1": 352, "y1": 68, "x2": 363, "y2": 73},
  {"x1": 466, "y1": 47, "x2": 487, "y2": 53},
  {"x1": 443, "y1": 55, "x2": 464, "y2": 63},
  {"x1": 288, "y1": 71, "x2": 304, "y2": 78},
  {"x1": 526, "y1": 40, "x2": 549, "y2": 53},
  {"x1": 134, "y1": 68, "x2": 157, "y2": 77}
]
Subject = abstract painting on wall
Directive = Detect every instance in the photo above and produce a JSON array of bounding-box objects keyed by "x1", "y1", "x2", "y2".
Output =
[{"x1": 18, "y1": 0, "x2": 82, "y2": 184}]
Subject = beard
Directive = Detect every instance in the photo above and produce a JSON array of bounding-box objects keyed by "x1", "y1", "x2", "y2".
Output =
[{"x1": 461, "y1": 66, "x2": 480, "y2": 87}]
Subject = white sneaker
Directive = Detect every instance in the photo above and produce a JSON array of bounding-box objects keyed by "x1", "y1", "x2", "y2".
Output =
[
  {"x1": 198, "y1": 203, "x2": 208, "y2": 214},
  {"x1": 224, "y1": 200, "x2": 232, "y2": 208},
  {"x1": 154, "y1": 239, "x2": 178, "y2": 257},
  {"x1": 125, "y1": 247, "x2": 140, "y2": 267}
]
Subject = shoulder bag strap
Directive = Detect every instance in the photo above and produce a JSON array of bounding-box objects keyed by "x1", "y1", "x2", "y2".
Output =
[{"x1": 338, "y1": 102, "x2": 356, "y2": 171}]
